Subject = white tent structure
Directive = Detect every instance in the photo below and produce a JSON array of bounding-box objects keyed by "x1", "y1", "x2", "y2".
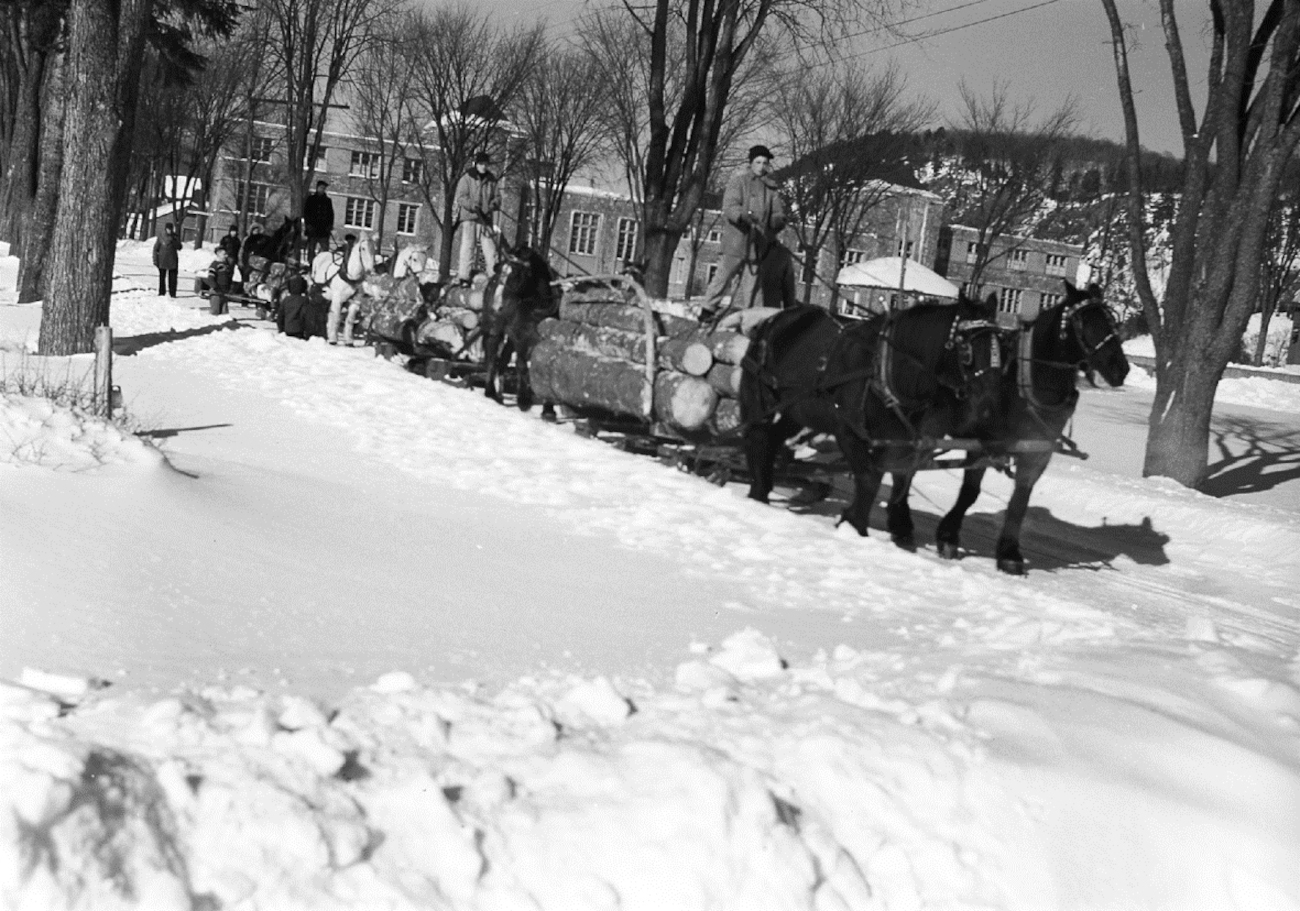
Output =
[
  {"x1": 837, "y1": 256, "x2": 959, "y2": 297},
  {"x1": 835, "y1": 256, "x2": 959, "y2": 318}
]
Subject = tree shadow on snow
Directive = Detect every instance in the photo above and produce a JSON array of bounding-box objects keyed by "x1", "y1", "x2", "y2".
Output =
[
  {"x1": 1199, "y1": 415, "x2": 1300, "y2": 498},
  {"x1": 114, "y1": 322, "x2": 240, "y2": 356},
  {"x1": 784, "y1": 483, "x2": 1171, "y2": 572}
]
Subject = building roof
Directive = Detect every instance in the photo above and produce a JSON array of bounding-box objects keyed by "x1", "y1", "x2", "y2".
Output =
[{"x1": 837, "y1": 256, "x2": 959, "y2": 298}]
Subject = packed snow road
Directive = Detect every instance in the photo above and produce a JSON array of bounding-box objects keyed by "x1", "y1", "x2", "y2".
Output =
[{"x1": 2, "y1": 246, "x2": 1298, "y2": 910}]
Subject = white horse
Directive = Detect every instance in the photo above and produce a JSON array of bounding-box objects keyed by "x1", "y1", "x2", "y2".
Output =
[
  {"x1": 389, "y1": 243, "x2": 429, "y2": 279},
  {"x1": 312, "y1": 233, "x2": 376, "y2": 345}
]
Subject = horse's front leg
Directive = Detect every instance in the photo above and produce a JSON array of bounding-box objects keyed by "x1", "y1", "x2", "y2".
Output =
[
  {"x1": 743, "y1": 415, "x2": 798, "y2": 503},
  {"x1": 514, "y1": 336, "x2": 535, "y2": 411},
  {"x1": 482, "y1": 333, "x2": 506, "y2": 403},
  {"x1": 885, "y1": 471, "x2": 916, "y2": 550},
  {"x1": 343, "y1": 296, "x2": 361, "y2": 346},
  {"x1": 995, "y1": 454, "x2": 1050, "y2": 575},
  {"x1": 326, "y1": 290, "x2": 344, "y2": 344},
  {"x1": 835, "y1": 432, "x2": 883, "y2": 536},
  {"x1": 936, "y1": 464, "x2": 987, "y2": 560}
]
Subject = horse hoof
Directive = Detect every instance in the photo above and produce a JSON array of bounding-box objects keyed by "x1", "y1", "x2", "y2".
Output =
[
  {"x1": 541, "y1": 409, "x2": 558, "y2": 424},
  {"x1": 997, "y1": 558, "x2": 1027, "y2": 575},
  {"x1": 937, "y1": 542, "x2": 961, "y2": 560},
  {"x1": 890, "y1": 533, "x2": 916, "y2": 552}
]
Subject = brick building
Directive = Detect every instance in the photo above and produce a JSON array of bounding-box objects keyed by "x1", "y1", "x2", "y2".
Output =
[
  {"x1": 204, "y1": 113, "x2": 948, "y2": 305},
  {"x1": 934, "y1": 225, "x2": 1083, "y2": 326}
]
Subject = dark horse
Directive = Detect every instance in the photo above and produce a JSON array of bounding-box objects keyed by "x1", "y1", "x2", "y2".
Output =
[
  {"x1": 480, "y1": 237, "x2": 559, "y2": 412},
  {"x1": 739, "y1": 299, "x2": 1003, "y2": 537},
  {"x1": 888, "y1": 281, "x2": 1130, "y2": 574}
]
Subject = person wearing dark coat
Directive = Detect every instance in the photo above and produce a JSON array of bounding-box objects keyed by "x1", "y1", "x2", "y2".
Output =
[
  {"x1": 278, "y1": 272, "x2": 312, "y2": 338},
  {"x1": 303, "y1": 181, "x2": 335, "y2": 261},
  {"x1": 698, "y1": 145, "x2": 789, "y2": 323},
  {"x1": 153, "y1": 222, "x2": 182, "y2": 297},
  {"x1": 206, "y1": 249, "x2": 234, "y2": 315},
  {"x1": 218, "y1": 225, "x2": 242, "y2": 268}
]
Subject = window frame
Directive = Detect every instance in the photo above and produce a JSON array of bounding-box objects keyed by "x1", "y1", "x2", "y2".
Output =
[
  {"x1": 396, "y1": 202, "x2": 419, "y2": 236},
  {"x1": 568, "y1": 211, "x2": 601, "y2": 257},
  {"x1": 344, "y1": 196, "x2": 377, "y2": 230}
]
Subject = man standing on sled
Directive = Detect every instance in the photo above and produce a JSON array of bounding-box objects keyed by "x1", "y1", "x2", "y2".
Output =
[
  {"x1": 698, "y1": 145, "x2": 792, "y2": 324},
  {"x1": 454, "y1": 151, "x2": 501, "y2": 286}
]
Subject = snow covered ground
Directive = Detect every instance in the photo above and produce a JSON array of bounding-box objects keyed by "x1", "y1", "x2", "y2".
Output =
[{"x1": 1, "y1": 242, "x2": 1298, "y2": 910}]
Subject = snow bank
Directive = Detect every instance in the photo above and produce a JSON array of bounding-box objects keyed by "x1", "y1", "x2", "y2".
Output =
[
  {"x1": 3, "y1": 266, "x2": 1299, "y2": 911},
  {"x1": 0, "y1": 394, "x2": 162, "y2": 471},
  {"x1": 8, "y1": 626, "x2": 1295, "y2": 911}
]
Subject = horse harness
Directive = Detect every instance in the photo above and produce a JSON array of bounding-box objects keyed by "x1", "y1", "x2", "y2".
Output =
[{"x1": 741, "y1": 308, "x2": 999, "y2": 448}]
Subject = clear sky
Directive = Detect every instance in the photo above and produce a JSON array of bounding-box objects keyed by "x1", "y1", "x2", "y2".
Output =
[{"x1": 469, "y1": 0, "x2": 1207, "y2": 157}]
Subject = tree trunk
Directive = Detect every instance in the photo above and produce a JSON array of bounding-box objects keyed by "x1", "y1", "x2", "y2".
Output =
[
  {"x1": 1143, "y1": 358, "x2": 1216, "y2": 487},
  {"x1": 16, "y1": 49, "x2": 65, "y2": 304},
  {"x1": 0, "y1": 49, "x2": 47, "y2": 247},
  {"x1": 39, "y1": 0, "x2": 151, "y2": 355},
  {"x1": 641, "y1": 221, "x2": 683, "y2": 299},
  {"x1": 1253, "y1": 295, "x2": 1277, "y2": 367}
]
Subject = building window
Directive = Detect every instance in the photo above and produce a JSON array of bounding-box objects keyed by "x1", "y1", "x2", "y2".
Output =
[
  {"x1": 839, "y1": 248, "x2": 868, "y2": 269},
  {"x1": 998, "y1": 287, "x2": 1023, "y2": 315},
  {"x1": 1008, "y1": 248, "x2": 1029, "y2": 271},
  {"x1": 402, "y1": 157, "x2": 423, "y2": 184},
  {"x1": 1045, "y1": 252, "x2": 1068, "y2": 276},
  {"x1": 396, "y1": 203, "x2": 419, "y2": 235},
  {"x1": 965, "y1": 241, "x2": 979, "y2": 264},
  {"x1": 706, "y1": 227, "x2": 722, "y2": 244},
  {"x1": 247, "y1": 136, "x2": 274, "y2": 163},
  {"x1": 615, "y1": 217, "x2": 639, "y2": 263},
  {"x1": 1041, "y1": 291, "x2": 1063, "y2": 309},
  {"x1": 350, "y1": 150, "x2": 381, "y2": 179},
  {"x1": 705, "y1": 262, "x2": 719, "y2": 284},
  {"x1": 233, "y1": 180, "x2": 272, "y2": 216},
  {"x1": 568, "y1": 211, "x2": 600, "y2": 256},
  {"x1": 305, "y1": 146, "x2": 328, "y2": 172},
  {"x1": 896, "y1": 238, "x2": 914, "y2": 258},
  {"x1": 344, "y1": 197, "x2": 376, "y2": 229}
]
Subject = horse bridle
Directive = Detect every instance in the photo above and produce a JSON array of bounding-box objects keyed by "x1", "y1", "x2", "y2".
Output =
[
  {"x1": 1058, "y1": 294, "x2": 1120, "y2": 366},
  {"x1": 1017, "y1": 293, "x2": 1120, "y2": 415}
]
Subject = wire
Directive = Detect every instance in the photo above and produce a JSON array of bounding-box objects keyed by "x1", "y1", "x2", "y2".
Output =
[{"x1": 823, "y1": 0, "x2": 1066, "y2": 65}]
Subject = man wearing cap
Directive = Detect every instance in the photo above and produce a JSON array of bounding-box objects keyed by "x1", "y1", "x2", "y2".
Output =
[
  {"x1": 303, "y1": 180, "x2": 335, "y2": 261},
  {"x1": 698, "y1": 144, "x2": 788, "y2": 323},
  {"x1": 454, "y1": 151, "x2": 501, "y2": 284}
]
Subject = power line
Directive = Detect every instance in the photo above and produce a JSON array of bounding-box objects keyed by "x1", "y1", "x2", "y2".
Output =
[{"x1": 823, "y1": 0, "x2": 1067, "y2": 65}]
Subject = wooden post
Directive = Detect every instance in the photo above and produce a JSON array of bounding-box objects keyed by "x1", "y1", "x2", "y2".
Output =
[{"x1": 93, "y1": 325, "x2": 112, "y2": 418}]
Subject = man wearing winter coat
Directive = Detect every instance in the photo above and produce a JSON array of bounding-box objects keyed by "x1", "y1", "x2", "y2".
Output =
[
  {"x1": 698, "y1": 145, "x2": 789, "y2": 323},
  {"x1": 153, "y1": 222, "x2": 182, "y2": 298},
  {"x1": 303, "y1": 181, "x2": 334, "y2": 261},
  {"x1": 453, "y1": 152, "x2": 500, "y2": 284},
  {"x1": 218, "y1": 224, "x2": 241, "y2": 266}
]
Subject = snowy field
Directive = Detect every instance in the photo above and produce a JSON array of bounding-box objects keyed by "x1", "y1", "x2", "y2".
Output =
[{"x1": 1, "y1": 241, "x2": 1298, "y2": 910}]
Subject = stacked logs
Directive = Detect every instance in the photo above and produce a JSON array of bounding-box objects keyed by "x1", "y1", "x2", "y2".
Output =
[
  {"x1": 530, "y1": 284, "x2": 752, "y2": 435},
  {"x1": 412, "y1": 276, "x2": 484, "y2": 354}
]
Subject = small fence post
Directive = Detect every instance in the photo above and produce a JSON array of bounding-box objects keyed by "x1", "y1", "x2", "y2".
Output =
[{"x1": 94, "y1": 325, "x2": 113, "y2": 418}]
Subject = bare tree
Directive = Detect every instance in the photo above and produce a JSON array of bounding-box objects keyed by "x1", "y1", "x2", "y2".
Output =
[
  {"x1": 511, "y1": 40, "x2": 611, "y2": 257},
  {"x1": 259, "y1": 0, "x2": 389, "y2": 219},
  {"x1": 349, "y1": 13, "x2": 420, "y2": 250},
  {"x1": 1254, "y1": 187, "x2": 1300, "y2": 365},
  {"x1": 0, "y1": 0, "x2": 64, "y2": 248},
  {"x1": 405, "y1": 4, "x2": 542, "y2": 277},
  {"x1": 579, "y1": 0, "x2": 901, "y2": 298},
  {"x1": 771, "y1": 60, "x2": 932, "y2": 304},
  {"x1": 1101, "y1": 0, "x2": 1300, "y2": 487},
  {"x1": 936, "y1": 80, "x2": 1081, "y2": 290}
]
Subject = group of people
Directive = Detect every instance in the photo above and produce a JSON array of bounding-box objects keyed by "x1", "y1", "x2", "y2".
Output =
[{"x1": 156, "y1": 142, "x2": 789, "y2": 329}]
